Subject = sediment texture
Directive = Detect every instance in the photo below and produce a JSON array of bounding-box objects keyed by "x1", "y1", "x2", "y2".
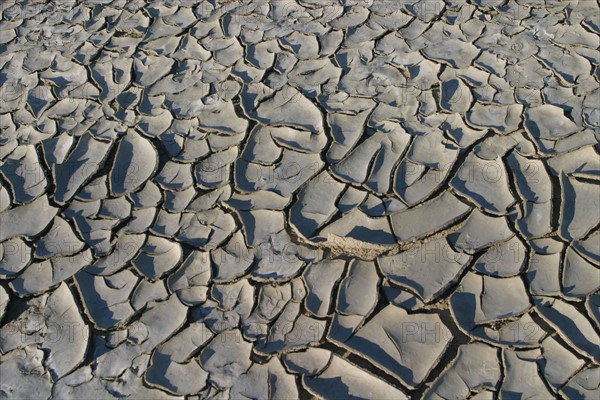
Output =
[{"x1": 1, "y1": 0, "x2": 599, "y2": 399}]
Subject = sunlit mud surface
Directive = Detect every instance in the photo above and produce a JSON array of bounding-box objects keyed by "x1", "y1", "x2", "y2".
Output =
[{"x1": 1, "y1": 1, "x2": 599, "y2": 399}]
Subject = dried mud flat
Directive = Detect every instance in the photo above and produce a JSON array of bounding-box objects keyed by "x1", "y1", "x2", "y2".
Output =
[{"x1": 0, "y1": 0, "x2": 599, "y2": 399}]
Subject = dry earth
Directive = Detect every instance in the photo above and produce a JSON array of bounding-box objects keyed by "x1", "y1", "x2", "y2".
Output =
[{"x1": 0, "y1": 0, "x2": 599, "y2": 399}]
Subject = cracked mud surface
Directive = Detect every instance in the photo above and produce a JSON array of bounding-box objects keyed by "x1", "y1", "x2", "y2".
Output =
[{"x1": 0, "y1": 0, "x2": 599, "y2": 399}]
